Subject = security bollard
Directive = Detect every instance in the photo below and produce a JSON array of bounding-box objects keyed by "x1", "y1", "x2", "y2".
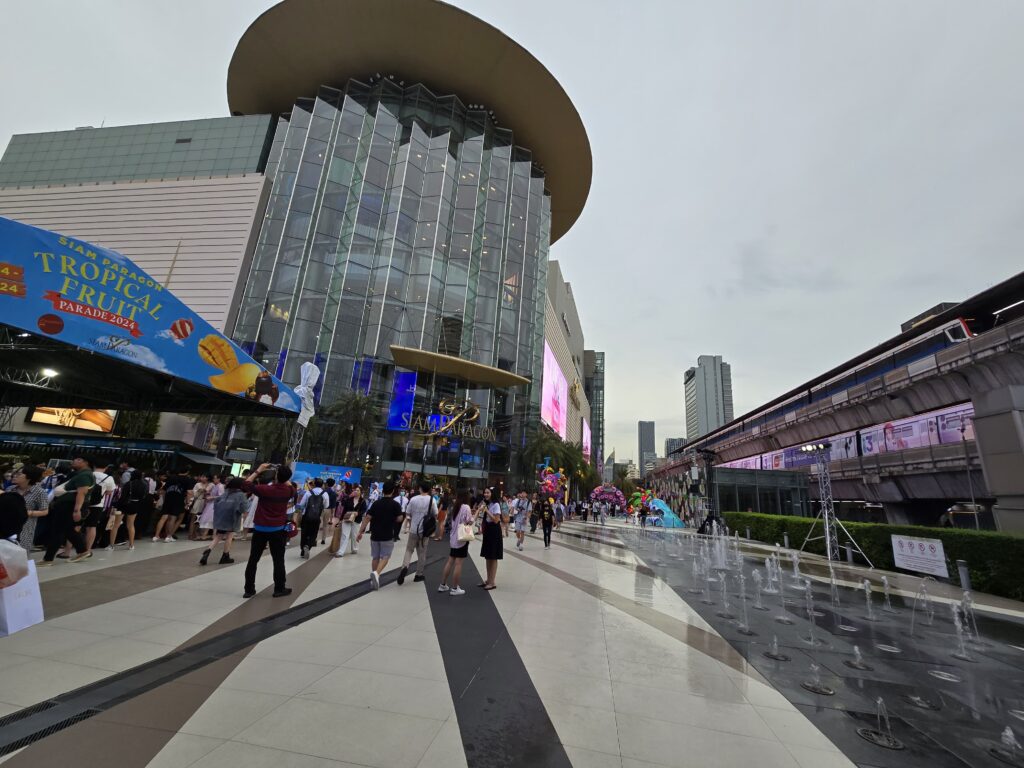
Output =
[
  {"x1": 746, "y1": 526, "x2": 751, "y2": 540},
  {"x1": 783, "y1": 532, "x2": 790, "y2": 549},
  {"x1": 957, "y1": 560, "x2": 972, "y2": 591},
  {"x1": 845, "y1": 542, "x2": 854, "y2": 564}
]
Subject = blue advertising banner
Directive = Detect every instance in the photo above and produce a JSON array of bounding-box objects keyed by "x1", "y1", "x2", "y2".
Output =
[
  {"x1": 292, "y1": 461, "x2": 363, "y2": 487},
  {"x1": 387, "y1": 371, "x2": 417, "y2": 430},
  {"x1": 0, "y1": 216, "x2": 298, "y2": 413}
]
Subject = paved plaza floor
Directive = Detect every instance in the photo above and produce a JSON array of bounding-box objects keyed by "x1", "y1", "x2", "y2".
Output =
[{"x1": 2, "y1": 520, "x2": 1019, "y2": 767}]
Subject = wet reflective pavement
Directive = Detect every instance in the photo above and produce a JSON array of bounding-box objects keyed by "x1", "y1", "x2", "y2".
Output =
[{"x1": 591, "y1": 522, "x2": 1024, "y2": 768}]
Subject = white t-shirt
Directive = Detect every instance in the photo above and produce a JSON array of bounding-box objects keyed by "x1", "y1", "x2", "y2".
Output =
[
  {"x1": 406, "y1": 493, "x2": 436, "y2": 534},
  {"x1": 92, "y1": 471, "x2": 117, "y2": 508}
]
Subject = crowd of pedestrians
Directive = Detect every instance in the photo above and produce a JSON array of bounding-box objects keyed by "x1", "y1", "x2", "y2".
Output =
[{"x1": 0, "y1": 457, "x2": 607, "y2": 599}]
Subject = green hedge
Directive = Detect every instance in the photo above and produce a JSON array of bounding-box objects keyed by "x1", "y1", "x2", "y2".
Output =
[{"x1": 724, "y1": 511, "x2": 1024, "y2": 601}]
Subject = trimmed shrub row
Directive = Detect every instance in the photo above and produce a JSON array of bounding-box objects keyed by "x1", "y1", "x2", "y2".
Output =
[{"x1": 723, "y1": 511, "x2": 1024, "y2": 601}]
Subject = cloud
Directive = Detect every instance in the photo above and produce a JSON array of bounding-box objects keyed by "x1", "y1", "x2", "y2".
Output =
[{"x1": 155, "y1": 328, "x2": 185, "y2": 346}]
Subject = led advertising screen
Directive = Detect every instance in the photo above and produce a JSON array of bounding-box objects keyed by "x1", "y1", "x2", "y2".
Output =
[
  {"x1": 541, "y1": 342, "x2": 567, "y2": 438},
  {"x1": 581, "y1": 419, "x2": 592, "y2": 462},
  {"x1": 386, "y1": 371, "x2": 417, "y2": 430},
  {"x1": 29, "y1": 407, "x2": 116, "y2": 433}
]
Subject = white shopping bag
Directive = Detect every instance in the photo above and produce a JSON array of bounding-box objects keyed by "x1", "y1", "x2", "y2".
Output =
[{"x1": 0, "y1": 560, "x2": 45, "y2": 637}]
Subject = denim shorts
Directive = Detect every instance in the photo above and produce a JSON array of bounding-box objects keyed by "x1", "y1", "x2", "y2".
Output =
[{"x1": 370, "y1": 539, "x2": 395, "y2": 560}]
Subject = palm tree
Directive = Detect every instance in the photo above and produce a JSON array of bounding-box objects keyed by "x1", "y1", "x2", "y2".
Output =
[{"x1": 316, "y1": 390, "x2": 379, "y2": 465}]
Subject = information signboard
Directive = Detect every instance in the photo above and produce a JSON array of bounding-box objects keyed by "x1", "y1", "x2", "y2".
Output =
[{"x1": 891, "y1": 534, "x2": 949, "y2": 578}]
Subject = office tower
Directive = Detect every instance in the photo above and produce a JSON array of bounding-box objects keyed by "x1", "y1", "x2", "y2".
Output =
[{"x1": 684, "y1": 355, "x2": 734, "y2": 439}]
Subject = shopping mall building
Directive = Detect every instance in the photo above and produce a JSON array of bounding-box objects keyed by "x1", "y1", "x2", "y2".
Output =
[{"x1": 0, "y1": 0, "x2": 599, "y2": 484}]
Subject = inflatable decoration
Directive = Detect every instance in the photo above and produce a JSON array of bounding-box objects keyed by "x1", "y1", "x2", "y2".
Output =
[
  {"x1": 536, "y1": 457, "x2": 567, "y2": 497},
  {"x1": 589, "y1": 483, "x2": 626, "y2": 508}
]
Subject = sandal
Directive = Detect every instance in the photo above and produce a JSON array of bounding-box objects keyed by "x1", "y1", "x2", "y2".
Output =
[{"x1": 483, "y1": 585, "x2": 496, "y2": 591}]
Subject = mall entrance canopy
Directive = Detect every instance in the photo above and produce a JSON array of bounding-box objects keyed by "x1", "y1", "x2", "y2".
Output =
[
  {"x1": 384, "y1": 345, "x2": 530, "y2": 481},
  {"x1": 0, "y1": 216, "x2": 300, "y2": 417}
]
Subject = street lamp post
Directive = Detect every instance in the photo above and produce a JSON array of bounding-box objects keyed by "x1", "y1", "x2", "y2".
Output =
[{"x1": 960, "y1": 419, "x2": 980, "y2": 530}]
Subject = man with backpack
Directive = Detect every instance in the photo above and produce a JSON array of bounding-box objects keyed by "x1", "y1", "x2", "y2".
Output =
[
  {"x1": 321, "y1": 477, "x2": 338, "y2": 545},
  {"x1": 40, "y1": 455, "x2": 95, "y2": 564},
  {"x1": 299, "y1": 478, "x2": 327, "y2": 559},
  {"x1": 80, "y1": 463, "x2": 117, "y2": 557},
  {"x1": 397, "y1": 481, "x2": 436, "y2": 585}
]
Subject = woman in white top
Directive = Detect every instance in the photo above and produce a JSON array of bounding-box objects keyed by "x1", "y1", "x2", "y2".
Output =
[
  {"x1": 438, "y1": 489, "x2": 473, "y2": 596},
  {"x1": 198, "y1": 475, "x2": 223, "y2": 539}
]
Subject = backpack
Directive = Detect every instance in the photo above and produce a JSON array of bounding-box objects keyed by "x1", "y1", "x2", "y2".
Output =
[
  {"x1": 325, "y1": 488, "x2": 338, "y2": 510},
  {"x1": 87, "y1": 474, "x2": 110, "y2": 507},
  {"x1": 420, "y1": 498, "x2": 438, "y2": 538},
  {"x1": 303, "y1": 490, "x2": 325, "y2": 522}
]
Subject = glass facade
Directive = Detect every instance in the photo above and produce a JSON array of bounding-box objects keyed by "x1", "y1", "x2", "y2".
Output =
[
  {"x1": 232, "y1": 79, "x2": 552, "y2": 480},
  {"x1": 0, "y1": 116, "x2": 274, "y2": 187}
]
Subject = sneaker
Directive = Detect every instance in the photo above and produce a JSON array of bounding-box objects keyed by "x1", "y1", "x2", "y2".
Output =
[
  {"x1": 38, "y1": 559, "x2": 54, "y2": 567},
  {"x1": 300, "y1": 546, "x2": 308, "y2": 559},
  {"x1": 413, "y1": 574, "x2": 425, "y2": 583},
  {"x1": 437, "y1": 584, "x2": 450, "y2": 593},
  {"x1": 449, "y1": 587, "x2": 466, "y2": 596},
  {"x1": 152, "y1": 536, "x2": 161, "y2": 543},
  {"x1": 105, "y1": 546, "x2": 114, "y2": 551},
  {"x1": 370, "y1": 571, "x2": 380, "y2": 590},
  {"x1": 164, "y1": 537, "x2": 174, "y2": 543},
  {"x1": 517, "y1": 542, "x2": 523, "y2": 551},
  {"x1": 243, "y1": 588, "x2": 256, "y2": 598},
  {"x1": 128, "y1": 545, "x2": 135, "y2": 551},
  {"x1": 397, "y1": 566, "x2": 408, "y2": 585},
  {"x1": 70, "y1": 551, "x2": 93, "y2": 563},
  {"x1": 272, "y1": 587, "x2": 293, "y2": 598}
]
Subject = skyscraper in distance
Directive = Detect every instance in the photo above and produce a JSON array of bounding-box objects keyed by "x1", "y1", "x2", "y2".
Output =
[
  {"x1": 684, "y1": 355, "x2": 734, "y2": 440},
  {"x1": 665, "y1": 437, "x2": 686, "y2": 456},
  {"x1": 638, "y1": 420, "x2": 655, "y2": 479}
]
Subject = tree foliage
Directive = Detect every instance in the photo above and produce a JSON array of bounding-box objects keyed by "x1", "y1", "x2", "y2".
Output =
[
  {"x1": 519, "y1": 425, "x2": 601, "y2": 497},
  {"x1": 114, "y1": 410, "x2": 161, "y2": 439}
]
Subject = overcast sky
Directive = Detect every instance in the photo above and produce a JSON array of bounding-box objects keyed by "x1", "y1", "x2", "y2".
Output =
[{"x1": 3, "y1": 1, "x2": 1024, "y2": 462}]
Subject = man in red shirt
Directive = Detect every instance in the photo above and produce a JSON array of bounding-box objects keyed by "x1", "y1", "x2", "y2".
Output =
[{"x1": 241, "y1": 462, "x2": 296, "y2": 598}]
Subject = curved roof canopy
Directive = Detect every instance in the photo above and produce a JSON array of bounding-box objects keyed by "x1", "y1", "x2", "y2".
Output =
[
  {"x1": 227, "y1": 0, "x2": 590, "y2": 243},
  {"x1": 390, "y1": 346, "x2": 529, "y2": 389}
]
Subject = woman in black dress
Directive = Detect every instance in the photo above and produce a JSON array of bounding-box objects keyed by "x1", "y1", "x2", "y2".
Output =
[{"x1": 478, "y1": 486, "x2": 502, "y2": 590}]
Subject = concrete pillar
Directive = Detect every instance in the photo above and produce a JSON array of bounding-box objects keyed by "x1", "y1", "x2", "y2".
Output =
[{"x1": 972, "y1": 385, "x2": 1024, "y2": 533}]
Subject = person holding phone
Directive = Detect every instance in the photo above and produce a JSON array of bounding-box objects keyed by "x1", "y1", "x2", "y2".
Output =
[{"x1": 478, "y1": 486, "x2": 503, "y2": 590}]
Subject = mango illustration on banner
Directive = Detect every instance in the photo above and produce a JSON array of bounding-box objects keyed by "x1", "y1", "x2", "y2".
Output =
[{"x1": 197, "y1": 334, "x2": 279, "y2": 405}]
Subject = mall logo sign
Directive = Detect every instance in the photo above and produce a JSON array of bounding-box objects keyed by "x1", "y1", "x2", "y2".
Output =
[{"x1": 402, "y1": 398, "x2": 498, "y2": 440}]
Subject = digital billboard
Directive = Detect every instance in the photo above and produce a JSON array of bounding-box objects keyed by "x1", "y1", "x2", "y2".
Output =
[
  {"x1": 29, "y1": 407, "x2": 116, "y2": 433},
  {"x1": 541, "y1": 342, "x2": 567, "y2": 438},
  {"x1": 581, "y1": 419, "x2": 592, "y2": 462},
  {"x1": 386, "y1": 371, "x2": 417, "y2": 430}
]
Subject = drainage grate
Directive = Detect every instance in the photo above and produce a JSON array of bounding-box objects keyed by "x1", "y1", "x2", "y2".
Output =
[
  {"x1": 0, "y1": 701, "x2": 58, "y2": 730},
  {"x1": 0, "y1": 709, "x2": 102, "y2": 757}
]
